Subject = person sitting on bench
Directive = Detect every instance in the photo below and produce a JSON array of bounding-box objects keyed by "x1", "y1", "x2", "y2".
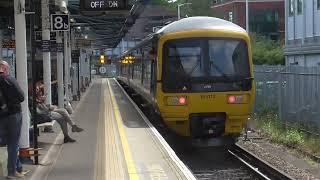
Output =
[{"x1": 35, "y1": 83, "x2": 84, "y2": 143}]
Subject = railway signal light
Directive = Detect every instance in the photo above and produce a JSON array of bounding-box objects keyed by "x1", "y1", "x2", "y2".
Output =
[{"x1": 100, "y1": 55, "x2": 105, "y2": 64}]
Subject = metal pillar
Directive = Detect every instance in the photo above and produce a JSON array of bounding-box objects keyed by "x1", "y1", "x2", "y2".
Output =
[
  {"x1": 68, "y1": 31, "x2": 73, "y2": 100},
  {"x1": 285, "y1": 0, "x2": 288, "y2": 46},
  {"x1": 77, "y1": 54, "x2": 80, "y2": 100},
  {"x1": 0, "y1": 30, "x2": 2, "y2": 59},
  {"x1": 64, "y1": 31, "x2": 70, "y2": 102},
  {"x1": 42, "y1": 0, "x2": 52, "y2": 104},
  {"x1": 121, "y1": 39, "x2": 125, "y2": 54},
  {"x1": 89, "y1": 55, "x2": 92, "y2": 83},
  {"x1": 29, "y1": 0, "x2": 38, "y2": 164},
  {"x1": 177, "y1": 4, "x2": 180, "y2": 20},
  {"x1": 14, "y1": 0, "x2": 30, "y2": 149},
  {"x1": 246, "y1": 0, "x2": 249, "y2": 33},
  {"x1": 57, "y1": 32, "x2": 64, "y2": 108}
]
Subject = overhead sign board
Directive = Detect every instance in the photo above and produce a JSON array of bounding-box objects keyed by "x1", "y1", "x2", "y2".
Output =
[
  {"x1": 80, "y1": 0, "x2": 127, "y2": 11},
  {"x1": 51, "y1": 14, "x2": 70, "y2": 32}
]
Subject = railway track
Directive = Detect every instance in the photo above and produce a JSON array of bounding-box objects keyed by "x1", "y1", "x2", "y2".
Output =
[
  {"x1": 229, "y1": 144, "x2": 294, "y2": 180},
  {"x1": 117, "y1": 79, "x2": 293, "y2": 180}
]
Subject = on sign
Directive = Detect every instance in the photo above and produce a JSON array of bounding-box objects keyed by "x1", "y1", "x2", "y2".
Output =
[{"x1": 80, "y1": 0, "x2": 127, "y2": 11}]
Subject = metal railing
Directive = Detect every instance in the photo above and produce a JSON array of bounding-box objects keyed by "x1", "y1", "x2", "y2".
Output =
[{"x1": 254, "y1": 65, "x2": 320, "y2": 135}]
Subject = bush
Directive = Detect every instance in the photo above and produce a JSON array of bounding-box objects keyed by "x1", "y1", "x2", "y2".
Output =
[
  {"x1": 253, "y1": 112, "x2": 320, "y2": 156},
  {"x1": 285, "y1": 129, "x2": 305, "y2": 146},
  {"x1": 251, "y1": 33, "x2": 285, "y2": 65}
]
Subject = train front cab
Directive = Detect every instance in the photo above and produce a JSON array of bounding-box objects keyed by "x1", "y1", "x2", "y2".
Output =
[{"x1": 156, "y1": 30, "x2": 256, "y2": 144}]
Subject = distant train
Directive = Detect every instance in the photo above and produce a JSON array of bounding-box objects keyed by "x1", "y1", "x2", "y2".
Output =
[{"x1": 117, "y1": 17, "x2": 255, "y2": 144}]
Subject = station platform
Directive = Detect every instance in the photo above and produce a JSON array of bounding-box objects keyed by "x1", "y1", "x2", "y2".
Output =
[{"x1": 24, "y1": 78, "x2": 195, "y2": 180}]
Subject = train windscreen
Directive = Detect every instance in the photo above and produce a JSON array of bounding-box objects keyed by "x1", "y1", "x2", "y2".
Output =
[{"x1": 162, "y1": 38, "x2": 252, "y2": 93}]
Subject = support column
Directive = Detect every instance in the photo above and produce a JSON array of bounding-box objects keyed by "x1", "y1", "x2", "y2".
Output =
[
  {"x1": 14, "y1": 0, "x2": 30, "y2": 148},
  {"x1": 57, "y1": 32, "x2": 64, "y2": 108},
  {"x1": 68, "y1": 31, "x2": 76, "y2": 99},
  {"x1": 285, "y1": 0, "x2": 288, "y2": 46},
  {"x1": 246, "y1": 0, "x2": 249, "y2": 33},
  {"x1": 0, "y1": 30, "x2": 2, "y2": 59},
  {"x1": 42, "y1": 0, "x2": 52, "y2": 104},
  {"x1": 121, "y1": 39, "x2": 125, "y2": 54},
  {"x1": 64, "y1": 31, "x2": 70, "y2": 101}
]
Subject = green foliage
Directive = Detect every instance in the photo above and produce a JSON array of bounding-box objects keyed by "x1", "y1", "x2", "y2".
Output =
[
  {"x1": 304, "y1": 138, "x2": 320, "y2": 156},
  {"x1": 250, "y1": 33, "x2": 285, "y2": 65},
  {"x1": 253, "y1": 112, "x2": 320, "y2": 156},
  {"x1": 285, "y1": 129, "x2": 305, "y2": 146}
]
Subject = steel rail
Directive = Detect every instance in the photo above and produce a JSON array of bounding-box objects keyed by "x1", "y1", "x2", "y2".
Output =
[{"x1": 229, "y1": 144, "x2": 294, "y2": 180}]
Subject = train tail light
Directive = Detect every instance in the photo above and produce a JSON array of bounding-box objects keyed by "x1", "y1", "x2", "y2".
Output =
[
  {"x1": 228, "y1": 95, "x2": 244, "y2": 104},
  {"x1": 167, "y1": 96, "x2": 187, "y2": 106},
  {"x1": 179, "y1": 97, "x2": 187, "y2": 105}
]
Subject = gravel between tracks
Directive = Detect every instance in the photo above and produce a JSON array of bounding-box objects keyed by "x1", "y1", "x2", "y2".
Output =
[{"x1": 238, "y1": 140, "x2": 319, "y2": 180}]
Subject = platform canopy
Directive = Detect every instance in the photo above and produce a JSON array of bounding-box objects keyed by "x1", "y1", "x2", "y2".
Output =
[{"x1": 0, "y1": 0, "x2": 148, "y2": 48}]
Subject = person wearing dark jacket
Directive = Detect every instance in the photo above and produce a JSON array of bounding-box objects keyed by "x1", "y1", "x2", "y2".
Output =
[{"x1": 0, "y1": 60, "x2": 26, "y2": 179}]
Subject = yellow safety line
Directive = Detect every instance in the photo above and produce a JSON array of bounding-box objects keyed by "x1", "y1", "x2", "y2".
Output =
[{"x1": 106, "y1": 79, "x2": 140, "y2": 180}]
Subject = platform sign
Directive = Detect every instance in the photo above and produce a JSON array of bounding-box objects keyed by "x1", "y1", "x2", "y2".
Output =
[
  {"x1": 99, "y1": 66, "x2": 106, "y2": 74},
  {"x1": 41, "y1": 40, "x2": 50, "y2": 52},
  {"x1": 51, "y1": 14, "x2": 70, "y2": 32},
  {"x1": 35, "y1": 31, "x2": 57, "y2": 42},
  {"x1": 71, "y1": 50, "x2": 80, "y2": 63},
  {"x1": 57, "y1": 43, "x2": 63, "y2": 52},
  {"x1": 80, "y1": 0, "x2": 127, "y2": 11}
]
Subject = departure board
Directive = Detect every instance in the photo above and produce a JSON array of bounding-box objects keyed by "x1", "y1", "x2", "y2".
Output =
[{"x1": 80, "y1": 0, "x2": 127, "y2": 11}]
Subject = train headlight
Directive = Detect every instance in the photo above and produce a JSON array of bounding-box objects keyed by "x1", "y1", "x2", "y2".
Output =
[
  {"x1": 167, "y1": 96, "x2": 187, "y2": 106},
  {"x1": 227, "y1": 95, "x2": 244, "y2": 104}
]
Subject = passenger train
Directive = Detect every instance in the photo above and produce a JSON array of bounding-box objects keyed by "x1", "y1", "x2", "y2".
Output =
[{"x1": 117, "y1": 17, "x2": 255, "y2": 145}]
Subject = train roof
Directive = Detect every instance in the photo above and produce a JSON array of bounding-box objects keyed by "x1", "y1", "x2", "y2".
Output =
[
  {"x1": 156, "y1": 16, "x2": 246, "y2": 35},
  {"x1": 122, "y1": 17, "x2": 246, "y2": 57}
]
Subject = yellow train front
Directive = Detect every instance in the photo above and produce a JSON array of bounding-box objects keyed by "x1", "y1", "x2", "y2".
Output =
[{"x1": 117, "y1": 17, "x2": 255, "y2": 145}]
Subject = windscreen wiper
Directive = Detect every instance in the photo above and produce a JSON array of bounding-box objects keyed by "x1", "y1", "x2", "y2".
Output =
[
  {"x1": 185, "y1": 60, "x2": 200, "y2": 80},
  {"x1": 210, "y1": 61, "x2": 234, "y2": 82},
  {"x1": 210, "y1": 61, "x2": 246, "y2": 90}
]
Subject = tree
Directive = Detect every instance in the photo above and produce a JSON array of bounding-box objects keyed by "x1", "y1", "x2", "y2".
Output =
[{"x1": 251, "y1": 33, "x2": 285, "y2": 65}]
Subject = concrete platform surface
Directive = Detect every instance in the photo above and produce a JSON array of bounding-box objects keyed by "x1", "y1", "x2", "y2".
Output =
[{"x1": 2, "y1": 78, "x2": 195, "y2": 180}]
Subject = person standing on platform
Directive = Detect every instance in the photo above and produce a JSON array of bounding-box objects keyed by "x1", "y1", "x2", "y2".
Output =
[{"x1": 0, "y1": 60, "x2": 26, "y2": 179}]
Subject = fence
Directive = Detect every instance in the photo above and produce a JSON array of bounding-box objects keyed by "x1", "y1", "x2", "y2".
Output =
[{"x1": 254, "y1": 65, "x2": 320, "y2": 135}]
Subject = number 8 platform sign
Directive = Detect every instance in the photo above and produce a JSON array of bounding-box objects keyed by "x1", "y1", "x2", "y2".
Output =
[{"x1": 51, "y1": 14, "x2": 70, "y2": 32}]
